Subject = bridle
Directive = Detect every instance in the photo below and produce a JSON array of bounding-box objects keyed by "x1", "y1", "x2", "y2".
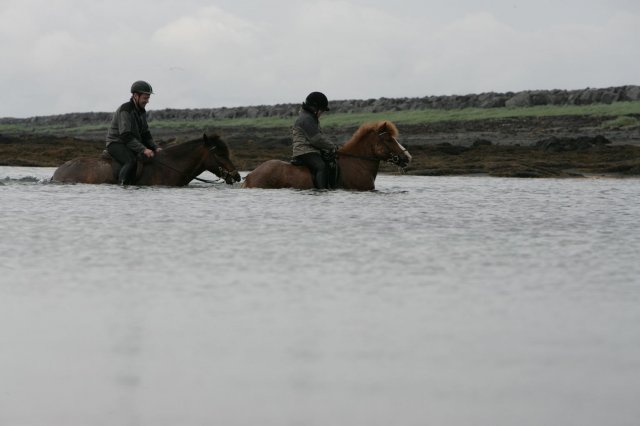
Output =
[
  {"x1": 379, "y1": 131, "x2": 411, "y2": 166},
  {"x1": 337, "y1": 131, "x2": 410, "y2": 167},
  {"x1": 208, "y1": 145, "x2": 240, "y2": 183},
  {"x1": 155, "y1": 146, "x2": 238, "y2": 184}
]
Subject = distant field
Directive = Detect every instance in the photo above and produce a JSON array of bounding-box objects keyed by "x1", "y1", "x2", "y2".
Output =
[
  {"x1": 156, "y1": 101, "x2": 640, "y2": 129},
  {"x1": 323, "y1": 101, "x2": 640, "y2": 127},
  {"x1": 1, "y1": 101, "x2": 639, "y2": 136}
]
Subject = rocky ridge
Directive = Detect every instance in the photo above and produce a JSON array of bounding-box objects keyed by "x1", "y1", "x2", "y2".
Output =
[{"x1": 2, "y1": 85, "x2": 639, "y2": 125}]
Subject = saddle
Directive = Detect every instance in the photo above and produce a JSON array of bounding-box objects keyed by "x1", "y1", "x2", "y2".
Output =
[
  {"x1": 290, "y1": 151, "x2": 339, "y2": 189},
  {"x1": 101, "y1": 150, "x2": 146, "y2": 183}
]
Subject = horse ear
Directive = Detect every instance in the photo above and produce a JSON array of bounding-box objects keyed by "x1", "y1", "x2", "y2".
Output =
[
  {"x1": 203, "y1": 133, "x2": 213, "y2": 147},
  {"x1": 379, "y1": 121, "x2": 389, "y2": 133}
]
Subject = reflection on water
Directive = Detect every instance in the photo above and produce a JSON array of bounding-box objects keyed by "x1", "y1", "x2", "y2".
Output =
[{"x1": 1, "y1": 166, "x2": 640, "y2": 426}]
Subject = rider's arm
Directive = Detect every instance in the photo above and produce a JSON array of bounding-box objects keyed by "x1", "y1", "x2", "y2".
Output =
[
  {"x1": 117, "y1": 111, "x2": 146, "y2": 153},
  {"x1": 299, "y1": 116, "x2": 335, "y2": 151},
  {"x1": 139, "y1": 115, "x2": 158, "y2": 151},
  {"x1": 141, "y1": 130, "x2": 158, "y2": 151}
]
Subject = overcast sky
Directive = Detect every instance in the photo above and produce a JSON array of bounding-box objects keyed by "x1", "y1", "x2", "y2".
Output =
[{"x1": 1, "y1": 0, "x2": 638, "y2": 118}]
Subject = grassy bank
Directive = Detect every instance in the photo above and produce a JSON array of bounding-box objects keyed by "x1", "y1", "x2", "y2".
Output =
[
  {"x1": 3, "y1": 101, "x2": 639, "y2": 174},
  {"x1": 325, "y1": 101, "x2": 640, "y2": 127},
  {"x1": 2, "y1": 101, "x2": 639, "y2": 136}
]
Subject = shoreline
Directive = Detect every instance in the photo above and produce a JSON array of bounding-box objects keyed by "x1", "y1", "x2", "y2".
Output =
[
  {"x1": 2, "y1": 133, "x2": 640, "y2": 178},
  {"x1": 2, "y1": 114, "x2": 639, "y2": 178}
]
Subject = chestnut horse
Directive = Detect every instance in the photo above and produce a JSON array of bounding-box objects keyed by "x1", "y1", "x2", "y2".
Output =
[
  {"x1": 51, "y1": 133, "x2": 241, "y2": 186},
  {"x1": 242, "y1": 121, "x2": 411, "y2": 190}
]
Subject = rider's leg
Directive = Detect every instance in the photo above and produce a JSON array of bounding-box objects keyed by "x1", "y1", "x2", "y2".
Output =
[
  {"x1": 107, "y1": 143, "x2": 138, "y2": 185},
  {"x1": 294, "y1": 152, "x2": 328, "y2": 189}
]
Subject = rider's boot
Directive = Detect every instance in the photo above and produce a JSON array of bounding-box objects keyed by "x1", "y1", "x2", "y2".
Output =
[{"x1": 118, "y1": 162, "x2": 135, "y2": 186}]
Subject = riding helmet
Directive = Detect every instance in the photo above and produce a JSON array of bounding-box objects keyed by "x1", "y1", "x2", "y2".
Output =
[
  {"x1": 304, "y1": 91, "x2": 330, "y2": 111},
  {"x1": 131, "y1": 80, "x2": 154, "y2": 94}
]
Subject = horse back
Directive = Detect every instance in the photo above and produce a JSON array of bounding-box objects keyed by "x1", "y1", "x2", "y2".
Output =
[
  {"x1": 51, "y1": 157, "x2": 116, "y2": 184},
  {"x1": 243, "y1": 160, "x2": 314, "y2": 189}
]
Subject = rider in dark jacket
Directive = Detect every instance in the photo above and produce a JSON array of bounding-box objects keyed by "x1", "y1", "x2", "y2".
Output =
[
  {"x1": 106, "y1": 81, "x2": 161, "y2": 185},
  {"x1": 291, "y1": 92, "x2": 336, "y2": 189}
]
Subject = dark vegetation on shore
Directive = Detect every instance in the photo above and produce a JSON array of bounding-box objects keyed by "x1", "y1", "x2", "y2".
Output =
[
  {"x1": 3, "y1": 128, "x2": 640, "y2": 178},
  {"x1": 2, "y1": 86, "x2": 640, "y2": 177}
]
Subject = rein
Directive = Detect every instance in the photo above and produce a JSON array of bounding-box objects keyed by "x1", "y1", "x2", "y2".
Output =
[
  {"x1": 153, "y1": 146, "x2": 233, "y2": 184},
  {"x1": 336, "y1": 151, "x2": 380, "y2": 162}
]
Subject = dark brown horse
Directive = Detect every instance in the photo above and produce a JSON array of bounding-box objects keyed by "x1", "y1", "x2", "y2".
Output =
[
  {"x1": 242, "y1": 121, "x2": 411, "y2": 190},
  {"x1": 52, "y1": 133, "x2": 241, "y2": 186}
]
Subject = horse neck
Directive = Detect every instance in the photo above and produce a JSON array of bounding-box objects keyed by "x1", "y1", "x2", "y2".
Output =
[
  {"x1": 151, "y1": 142, "x2": 207, "y2": 185},
  {"x1": 340, "y1": 133, "x2": 376, "y2": 158},
  {"x1": 337, "y1": 134, "x2": 380, "y2": 190}
]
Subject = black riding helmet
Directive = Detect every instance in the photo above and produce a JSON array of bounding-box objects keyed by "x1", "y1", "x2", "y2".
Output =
[
  {"x1": 131, "y1": 80, "x2": 153, "y2": 94},
  {"x1": 304, "y1": 91, "x2": 330, "y2": 111}
]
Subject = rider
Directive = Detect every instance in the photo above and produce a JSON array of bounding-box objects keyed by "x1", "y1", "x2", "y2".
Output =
[
  {"x1": 106, "y1": 80, "x2": 161, "y2": 185},
  {"x1": 291, "y1": 91, "x2": 336, "y2": 189}
]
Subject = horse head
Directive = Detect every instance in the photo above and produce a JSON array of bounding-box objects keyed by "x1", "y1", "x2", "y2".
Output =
[
  {"x1": 203, "y1": 133, "x2": 241, "y2": 184},
  {"x1": 370, "y1": 122, "x2": 412, "y2": 168}
]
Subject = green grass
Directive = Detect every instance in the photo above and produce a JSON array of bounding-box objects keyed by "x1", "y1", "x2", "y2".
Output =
[
  {"x1": 153, "y1": 101, "x2": 640, "y2": 129},
  {"x1": 2, "y1": 101, "x2": 639, "y2": 135},
  {"x1": 0, "y1": 122, "x2": 108, "y2": 136},
  {"x1": 601, "y1": 116, "x2": 640, "y2": 129},
  {"x1": 322, "y1": 101, "x2": 640, "y2": 127}
]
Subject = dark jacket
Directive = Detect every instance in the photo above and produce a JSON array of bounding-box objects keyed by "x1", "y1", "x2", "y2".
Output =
[
  {"x1": 105, "y1": 99, "x2": 157, "y2": 153},
  {"x1": 291, "y1": 107, "x2": 335, "y2": 157}
]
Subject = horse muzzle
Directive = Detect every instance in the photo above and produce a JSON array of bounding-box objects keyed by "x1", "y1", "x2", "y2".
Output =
[
  {"x1": 390, "y1": 151, "x2": 412, "y2": 168},
  {"x1": 220, "y1": 168, "x2": 241, "y2": 184}
]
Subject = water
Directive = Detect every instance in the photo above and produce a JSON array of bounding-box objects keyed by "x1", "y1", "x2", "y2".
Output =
[{"x1": 1, "y1": 166, "x2": 639, "y2": 426}]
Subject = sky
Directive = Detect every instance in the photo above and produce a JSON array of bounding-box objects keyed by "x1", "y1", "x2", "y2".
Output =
[{"x1": 1, "y1": 0, "x2": 638, "y2": 118}]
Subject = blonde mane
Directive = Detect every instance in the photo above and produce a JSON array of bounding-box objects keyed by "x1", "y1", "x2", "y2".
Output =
[{"x1": 343, "y1": 121, "x2": 399, "y2": 149}]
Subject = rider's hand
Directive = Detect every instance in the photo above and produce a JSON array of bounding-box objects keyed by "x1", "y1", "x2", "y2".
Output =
[{"x1": 143, "y1": 148, "x2": 154, "y2": 158}]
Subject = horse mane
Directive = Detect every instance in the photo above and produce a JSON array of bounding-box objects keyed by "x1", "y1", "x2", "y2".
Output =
[
  {"x1": 208, "y1": 135, "x2": 231, "y2": 157},
  {"x1": 343, "y1": 121, "x2": 399, "y2": 149},
  {"x1": 162, "y1": 134, "x2": 229, "y2": 157}
]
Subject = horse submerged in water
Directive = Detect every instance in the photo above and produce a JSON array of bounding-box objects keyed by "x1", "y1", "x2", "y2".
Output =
[
  {"x1": 51, "y1": 133, "x2": 241, "y2": 186},
  {"x1": 242, "y1": 121, "x2": 411, "y2": 190}
]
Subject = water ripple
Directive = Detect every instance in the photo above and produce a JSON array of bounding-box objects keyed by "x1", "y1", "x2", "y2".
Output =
[{"x1": 2, "y1": 168, "x2": 640, "y2": 426}]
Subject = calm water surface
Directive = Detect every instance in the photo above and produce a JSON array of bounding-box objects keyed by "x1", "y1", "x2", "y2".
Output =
[{"x1": 1, "y1": 166, "x2": 639, "y2": 426}]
